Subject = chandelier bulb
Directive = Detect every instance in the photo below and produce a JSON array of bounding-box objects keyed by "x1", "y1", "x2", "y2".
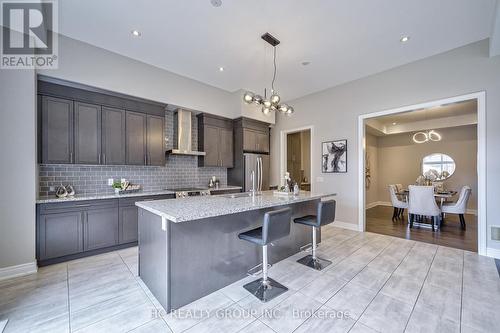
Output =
[
  {"x1": 263, "y1": 99, "x2": 272, "y2": 108},
  {"x1": 270, "y1": 94, "x2": 280, "y2": 105},
  {"x1": 243, "y1": 92, "x2": 254, "y2": 104}
]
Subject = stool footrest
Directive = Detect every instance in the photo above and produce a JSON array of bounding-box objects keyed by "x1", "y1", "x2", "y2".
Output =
[{"x1": 247, "y1": 262, "x2": 272, "y2": 277}]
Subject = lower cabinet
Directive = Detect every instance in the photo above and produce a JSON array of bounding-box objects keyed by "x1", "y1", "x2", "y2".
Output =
[
  {"x1": 119, "y1": 205, "x2": 139, "y2": 244},
  {"x1": 38, "y1": 211, "x2": 84, "y2": 260},
  {"x1": 84, "y1": 206, "x2": 119, "y2": 251},
  {"x1": 37, "y1": 194, "x2": 174, "y2": 264}
]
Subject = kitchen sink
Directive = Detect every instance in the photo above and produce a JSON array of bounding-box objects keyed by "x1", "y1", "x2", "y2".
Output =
[{"x1": 221, "y1": 192, "x2": 262, "y2": 199}]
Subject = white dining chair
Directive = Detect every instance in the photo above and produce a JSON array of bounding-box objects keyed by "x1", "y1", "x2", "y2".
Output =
[
  {"x1": 389, "y1": 185, "x2": 408, "y2": 221},
  {"x1": 408, "y1": 185, "x2": 441, "y2": 231},
  {"x1": 441, "y1": 186, "x2": 471, "y2": 230}
]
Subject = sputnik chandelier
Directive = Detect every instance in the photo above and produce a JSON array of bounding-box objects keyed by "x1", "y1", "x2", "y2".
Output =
[{"x1": 243, "y1": 33, "x2": 294, "y2": 116}]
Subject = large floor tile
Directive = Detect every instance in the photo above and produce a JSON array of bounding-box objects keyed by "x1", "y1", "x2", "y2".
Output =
[
  {"x1": 461, "y1": 292, "x2": 500, "y2": 332},
  {"x1": 324, "y1": 282, "x2": 377, "y2": 320},
  {"x1": 413, "y1": 283, "x2": 461, "y2": 323},
  {"x1": 184, "y1": 303, "x2": 254, "y2": 333},
  {"x1": 379, "y1": 274, "x2": 423, "y2": 305},
  {"x1": 324, "y1": 259, "x2": 366, "y2": 281},
  {"x1": 298, "y1": 273, "x2": 347, "y2": 303},
  {"x1": 405, "y1": 307, "x2": 460, "y2": 333},
  {"x1": 358, "y1": 294, "x2": 413, "y2": 333},
  {"x1": 348, "y1": 322, "x2": 378, "y2": 333},
  {"x1": 350, "y1": 267, "x2": 391, "y2": 291},
  {"x1": 237, "y1": 320, "x2": 275, "y2": 333},
  {"x1": 259, "y1": 292, "x2": 322, "y2": 333},
  {"x1": 128, "y1": 319, "x2": 172, "y2": 333},
  {"x1": 293, "y1": 305, "x2": 355, "y2": 333},
  {"x1": 3, "y1": 311, "x2": 69, "y2": 333},
  {"x1": 164, "y1": 291, "x2": 233, "y2": 333}
]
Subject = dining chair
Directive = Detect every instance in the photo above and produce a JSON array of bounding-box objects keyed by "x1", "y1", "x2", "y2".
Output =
[
  {"x1": 408, "y1": 185, "x2": 441, "y2": 231},
  {"x1": 441, "y1": 186, "x2": 471, "y2": 230},
  {"x1": 389, "y1": 185, "x2": 408, "y2": 221}
]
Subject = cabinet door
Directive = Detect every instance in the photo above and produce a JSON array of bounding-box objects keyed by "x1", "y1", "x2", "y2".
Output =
[
  {"x1": 126, "y1": 112, "x2": 147, "y2": 165},
  {"x1": 42, "y1": 96, "x2": 74, "y2": 164},
  {"x1": 84, "y1": 207, "x2": 119, "y2": 251},
  {"x1": 204, "y1": 125, "x2": 221, "y2": 166},
  {"x1": 38, "y1": 212, "x2": 83, "y2": 260},
  {"x1": 102, "y1": 107, "x2": 126, "y2": 165},
  {"x1": 256, "y1": 131, "x2": 269, "y2": 153},
  {"x1": 74, "y1": 102, "x2": 101, "y2": 164},
  {"x1": 119, "y1": 205, "x2": 138, "y2": 244},
  {"x1": 219, "y1": 128, "x2": 234, "y2": 167},
  {"x1": 146, "y1": 115, "x2": 165, "y2": 166},
  {"x1": 243, "y1": 128, "x2": 257, "y2": 152}
]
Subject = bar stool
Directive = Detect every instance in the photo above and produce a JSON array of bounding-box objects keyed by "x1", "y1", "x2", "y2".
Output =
[
  {"x1": 238, "y1": 207, "x2": 292, "y2": 302},
  {"x1": 294, "y1": 199, "x2": 336, "y2": 271}
]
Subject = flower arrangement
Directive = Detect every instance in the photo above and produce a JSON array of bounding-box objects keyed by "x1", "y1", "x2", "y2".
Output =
[{"x1": 416, "y1": 169, "x2": 450, "y2": 185}]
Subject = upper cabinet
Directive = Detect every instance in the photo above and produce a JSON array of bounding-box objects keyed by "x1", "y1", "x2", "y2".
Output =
[
  {"x1": 38, "y1": 78, "x2": 167, "y2": 166},
  {"x1": 146, "y1": 115, "x2": 166, "y2": 166},
  {"x1": 74, "y1": 102, "x2": 102, "y2": 164},
  {"x1": 41, "y1": 96, "x2": 74, "y2": 164},
  {"x1": 102, "y1": 107, "x2": 126, "y2": 165},
  {"x1": 197, "y1": 114, "x2": 234, "y2": 168},
  {"x1": 236, "y1": 117, "x2": 270, "y2": 154}
]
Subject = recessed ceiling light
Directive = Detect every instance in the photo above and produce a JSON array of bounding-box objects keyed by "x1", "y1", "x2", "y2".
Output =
[
  {"x1": 131, "y1": 30, "x2": 141, "y2": 37},
  {"x1": 210, "y1": 0, "x2": 222, "y2": 7},
  {"x1": 219, "y1": 67, "x2": 224, "y2": 72},
  {"x1": 400, "y1": 36, "x2": 410, "y2": 43},
  {"x1": 392, "y1": 122, "x2": 397, "y2": 125},
  {"x1": 301, "y1": 61, "x2": 311, "y2": 66}
]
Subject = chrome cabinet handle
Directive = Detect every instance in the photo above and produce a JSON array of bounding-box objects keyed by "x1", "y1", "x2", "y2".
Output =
[
  {"x1": 98, "y1": 154, "x2": 101, "y2": 164},
  {"x1": 70, "y1": 152, "x2": 73, "y2": 163},
  {"x1": 144, "y1": 155, "x2": 147, "y2": 165},
  {"x1": 103, "y1": 153, "x2": 106, "y2": 164}
]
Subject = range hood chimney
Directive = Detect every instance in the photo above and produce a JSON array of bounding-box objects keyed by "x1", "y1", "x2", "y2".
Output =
[{"x1": 168, "y1": 109, "x2": 206, "y2": 156}]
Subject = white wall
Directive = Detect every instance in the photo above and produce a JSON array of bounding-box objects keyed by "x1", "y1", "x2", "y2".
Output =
[
  {"x1": 38, "y1": 34, "x2": 238, "y2": 119},
  {"x1": 0, "y1": 66, "x2": 37, "y2": 270},
  {"x1": 270, "y1": 40, "x2": 500, "y2": 251}
]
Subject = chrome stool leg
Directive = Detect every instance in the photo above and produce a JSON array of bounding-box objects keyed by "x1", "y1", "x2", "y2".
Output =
[
  {"x1": 243, "y1": 245, "x2": 288, "y2": 302},
  {"x1": 297, "y1": 226, "x2": 332, "y2": 271}
]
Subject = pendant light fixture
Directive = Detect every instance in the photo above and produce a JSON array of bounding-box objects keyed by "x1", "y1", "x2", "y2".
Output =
[
  {"x1": 243, "y1": 33, "x2": 294, "y2": 116},
  {"x1": 412, "y1": 130, "x2": 442, "y2": 144}
]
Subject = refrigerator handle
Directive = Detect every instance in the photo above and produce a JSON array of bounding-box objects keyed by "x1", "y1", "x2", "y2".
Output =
[
  {"x1": 256, "y1": 157, "x2": 260, "y2": 192},
  {"x1": 259, "y1": 157, "x2": 263, "y2": 191}
]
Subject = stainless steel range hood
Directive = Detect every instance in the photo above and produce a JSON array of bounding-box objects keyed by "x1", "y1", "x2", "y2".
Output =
[{"x1": 167, "y1": 109, "x2": 206, "y2": 156}]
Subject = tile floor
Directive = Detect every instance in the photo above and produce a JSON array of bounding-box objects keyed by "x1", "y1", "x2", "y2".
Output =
[{"x1": 0, "y1": 226, "x2": 499, "y2": 333}]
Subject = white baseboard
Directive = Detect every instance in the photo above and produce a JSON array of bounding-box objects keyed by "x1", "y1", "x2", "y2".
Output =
[
  {"x1": 486, "y1": 247, "x2": 500, "y2": 259},
  {"x1": 0, "y1": 261, "x2": 37, "y2": 281},
  {"x1": 332, "y1": 221, "x2": 361, "y2": 232},
  {"x1": 366, "y1": 202, "x2": 478, "y2": 216}
]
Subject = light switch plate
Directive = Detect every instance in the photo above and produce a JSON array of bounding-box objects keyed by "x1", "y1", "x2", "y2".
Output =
[{"x1": 107, "y1": 178, "x2": 114, "y2": 186}]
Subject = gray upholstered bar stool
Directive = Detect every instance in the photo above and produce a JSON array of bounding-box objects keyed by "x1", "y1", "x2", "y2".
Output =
[
  {"x1": 294, "y1": 199, "x2": 336, "y2": 271},
  {"x1": 238, "y1": 207, "x2": 292, "y2": 302}
]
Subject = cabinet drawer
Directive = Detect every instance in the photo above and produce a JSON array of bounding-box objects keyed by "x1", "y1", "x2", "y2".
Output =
[
  {"x1": 119, "y1": 194, "x2": 175, "y2": 207},
  {"x1": 39, "y1": 199, "x2": 118, "y2": 214}
]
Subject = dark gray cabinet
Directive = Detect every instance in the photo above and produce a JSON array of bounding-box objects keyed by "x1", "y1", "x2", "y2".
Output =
[
  {"x1": 146, "y1": 115, "x2": 165, "y2": 166},
  {"x1": 74, "y1": 102, "x2": 102, "y2": 164},
  {"x1": 41, "y1": 96, "x2": 74, "y2": 164},
  {"x1": 38, "y1": 211, "x2": 83, "y2": 260},
  {"x1": 84, "y1": 206, "x2": 119, "y2": 251},
  {"x1": 126, "y1": 111, "x2": 147, "y2": 165},
  {"x1": 119, "y1": 206, "x2": 139, "y2": 244},
  {"x1": 243, "y1": 128, "x2": 269, "y2": 153},
  {"x1": 197, "y1": 114, "x2": 234, "y2": 167},
  {"x1": 102, "y1": 107, "x2": 126, "y2": 165}
]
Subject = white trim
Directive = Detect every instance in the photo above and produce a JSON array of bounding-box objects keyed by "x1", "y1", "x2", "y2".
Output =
[
  {"x1": 280, "y1": 125, "x2": 314, "y2": 190},
  {"x1": 358, "y1": 92, "x2": 487, "y2": 256},
  {"x1": 0, "y1": 261, "x2": 37, "y2": 281},
  {"x1": 486, "y1": 247, "x2": 500, "y2": 259},
  {"x1": 331, "y1": 221, "x2": 362, "y2": 232}
]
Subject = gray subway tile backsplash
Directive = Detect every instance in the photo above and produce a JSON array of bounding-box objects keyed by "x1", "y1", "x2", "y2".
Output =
[{"x1": 38, "y1": 110, "x2": 227, "y2": 197}]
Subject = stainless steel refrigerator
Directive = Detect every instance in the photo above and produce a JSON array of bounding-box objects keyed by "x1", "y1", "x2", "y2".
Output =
[{"x1": 244, "y1": 153, "x2": 270, "y2": 192}]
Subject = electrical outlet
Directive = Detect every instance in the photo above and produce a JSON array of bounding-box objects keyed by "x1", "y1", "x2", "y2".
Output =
[
  {"x1": 316, "y1": 176, "x2": 324, "y2": 183},
  {"x1": 49, "y1": 186, "x2": 55, "y2": 192},
  {"x1": 107, "y1": 178, "x2": 114, "y2": 186}
]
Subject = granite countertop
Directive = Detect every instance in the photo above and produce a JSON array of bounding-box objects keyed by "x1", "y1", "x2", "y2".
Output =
[
  {"x1": 36, "y1": 190, "x2": 176, "y2": 204},
  {"x1": 35, "y1": 186, "x2": 243, "y2": 204},
  {"x1": 136, "y1": 190, "x2": 337, "y2": 223}
]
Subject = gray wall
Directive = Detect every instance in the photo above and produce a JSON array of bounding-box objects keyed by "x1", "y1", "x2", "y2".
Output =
[
  {"x1": 38, "y1": 110, "x2": 227, "y2": 197},
  {"x1": 270, "y1": 40, "x2": 500, "y2": 251},
  {"x1": 0, "y1": 64, "x2": 37, "y2": 269}
]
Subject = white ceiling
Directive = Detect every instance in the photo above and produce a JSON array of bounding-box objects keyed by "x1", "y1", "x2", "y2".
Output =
[
  {"x1": 58, "y1": 0, "x2": 498, "y2": 101},
  {"x1": 366, "y1": 99, "x2": 478, "y2": 136}
]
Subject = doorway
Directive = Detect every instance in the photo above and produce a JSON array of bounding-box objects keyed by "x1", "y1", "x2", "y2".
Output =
[
  {"x1": 280, "y1": 127, "x2": 313, "y2": 191},
  {"x1": 358, "y1": 92, "x2": 486, "y2": 255}
]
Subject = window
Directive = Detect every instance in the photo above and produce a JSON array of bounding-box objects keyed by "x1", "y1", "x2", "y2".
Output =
[{"x1": 422, "y1": 153, "x2": 455, "y2": 179}]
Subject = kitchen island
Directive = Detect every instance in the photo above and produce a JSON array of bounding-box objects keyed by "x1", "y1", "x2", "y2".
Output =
[{"x1": 136, "y1": 191, "x2": 336, "y2": 312}]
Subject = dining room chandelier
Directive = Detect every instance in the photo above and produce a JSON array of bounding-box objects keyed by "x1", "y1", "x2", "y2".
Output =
[
  {"x1": 412, "y1": 130, "x2": 442, "y2": 144},
  {"x1": 242, "y1": 33, "x2": 294, "y2": 116}
]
